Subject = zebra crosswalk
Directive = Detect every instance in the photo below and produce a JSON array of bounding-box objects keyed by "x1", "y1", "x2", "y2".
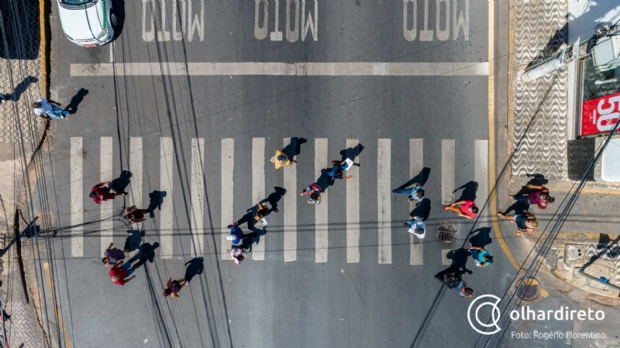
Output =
[{"x1": 66, "y1": 136, "x2": 489, "y2": 265}]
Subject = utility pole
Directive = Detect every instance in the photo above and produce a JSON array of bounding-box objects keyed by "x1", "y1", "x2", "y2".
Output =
[{"x1": 521, "y1": 37, "x2": 580, "y2": 83}]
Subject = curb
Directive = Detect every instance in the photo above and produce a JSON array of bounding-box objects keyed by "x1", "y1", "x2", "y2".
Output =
[{"x1": 39, "y1": 0, "x2": 50, "y2": 99}]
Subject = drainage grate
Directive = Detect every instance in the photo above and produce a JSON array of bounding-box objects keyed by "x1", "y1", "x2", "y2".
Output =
[
  {"x1": 516, "y1": 277, "x2": 541, "y2": 301},
  {"x1": 437, "y1": 222, "x2": 458, "y2": 244}
]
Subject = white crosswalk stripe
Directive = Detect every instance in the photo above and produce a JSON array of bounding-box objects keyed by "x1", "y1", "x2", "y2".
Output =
[
  {"x1": 283, "y1": 138, "x2": 297, "y2": 262},
  {"x1": 378, "y1": 139, "x2": 392, "y2": 264},
  {"x1": 190, "y1": 138, "x2": 205, "y2": 258},
  {"x1": 409, "y1": 139, "x2": 424, "y2": 265},
  {"x1": 70, "y1": 137, "x2": 83, "y2": 258},
  {"x1": 346, "y1": 139, "x2": 361, "y2": 264},
  {"x1": 64, "y1": 136, "x2": 489, "y2": 266},
  {"x1": 314, "y1": 139, "x2": 328, "y2": 263},
  {"x1": 100, "y1": 137, "x2": 114, "y2": 256},
  {"x1": 159, "y1": 137, "x2": 174, "y2": 259},
  {"x1": 252, "y1": 138, "x2": 266, "y2": 261}
]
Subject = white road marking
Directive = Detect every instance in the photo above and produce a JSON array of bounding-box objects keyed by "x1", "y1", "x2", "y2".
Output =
[
  {"x1": 442, "y1": 249, "x2": 452, "y2": 265},
  {"x1": 475, "y1": 140, "x2": 489, "y2": 224},
  {"x1": 160, "y1": 137, "x2": 174, "y2": 259},
  {"x1": 314, "y1": 138, "x2": 328, "y2": 263},
  {"x1": 252, "y1": 138, "x2": 265, "y2": 261},
  {"x1": 346, "y1": 139, "x2": 360, "y2": 263},
  {"x1": 441, "y1": 139, "x2": 456, "y2": 205},
  {"x1": 378, "y1": 139, "x2": 392, "y2": 264},
  {"x1": 70, "y1": 138, "x2": 83, "y2": 257},
  {"x1": 190, "y1": 138, "x2": 205, "y2": 257},
  {"x1": 221, "y1": 139, "x2": 235, "y2": 260},
  {"x1": 100, "y1": 137, "x2": 113, "y2": 256},
  {"x1": 70, "y1": 62, "x2": 489, "y2": 77},
  {"x1": 283, "y1": 138, "x2": 297, "y2": 262},
  {"x1": 409, "y1": 139, "x2": 424, "y2": 265},
  {"x1": 129, "y1": 137, "x2": 143, "y2": 209}
]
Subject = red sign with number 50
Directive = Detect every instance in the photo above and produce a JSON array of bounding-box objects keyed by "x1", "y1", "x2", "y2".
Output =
[{"x1": 581, "y1": 91, "x2": 620, "y2": 136}]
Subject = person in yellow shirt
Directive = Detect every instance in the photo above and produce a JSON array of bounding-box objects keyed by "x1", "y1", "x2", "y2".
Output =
[{"x1": 270, "y1": 149, "x2": 297, "y2": 171}]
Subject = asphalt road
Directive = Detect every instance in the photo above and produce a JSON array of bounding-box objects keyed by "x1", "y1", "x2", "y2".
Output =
[{"x1": 32, "y1": 1, "x2": 521, "y2": 347}]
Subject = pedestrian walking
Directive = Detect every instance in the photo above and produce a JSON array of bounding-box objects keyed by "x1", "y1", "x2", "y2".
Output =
[
  {"x1": 253, "y1": 202, "x2": 278, "y2": 226},
  {"x1": 270, "y1": 149, "x2": 297, "y2": 171},
  {"x1": 163, "y1": 278, "x2": 188, "y2": 298},
  {"x1": 497, "y1": 210, "x2": 538, "y2": 235},
  {"x1": 392, "y1": 182, "x2": 425, "y2": 205},
  {"x1": 32, "y1": 98, "x2": 69, "y2": 120},
  {"x1": 331, "y1": 159, "x2": 359, "y2": 170},
  {"x1": 323, "y1": 165, "x2": 353, "y2": 181},
  {"x1": 301, "y1": 183, "x2": 322, "y2": 205},
  {"x1": 443, "y1": 200, "x2": 478, "y2": 219},
  {"x1": 509, "y1": 184, "x2": 555, "y2": 210},
  {"x1": 124, "y1": 206, "x2": 153, "y2": 224},
  {"x1": 102, "y1": 242, "x2": 129, "y2": 267},
  {"x1": 434, "y1": 271, "x2": 473, "y2": 298},
  {"x1": 109, "y1": 260, "x2": 138, "y2": 286},
  {"x1": 227, "y1": 246, "x2": 248, "y2": 265},
  {"x1": 403, "y1": 215, "x2": 426, "y2": 239},
  {"x1": 225, "y1": 222, "x2": 256, "y2": 246},
  {"x1": 0, "y1": 93, "x2": 12, "y2": 104},
  {"x1": 468, "y1": 246, "x2": 493, "y2": 268},
  {"x1": 89, "y1": 181, "x2": 125, "y2": 204}
]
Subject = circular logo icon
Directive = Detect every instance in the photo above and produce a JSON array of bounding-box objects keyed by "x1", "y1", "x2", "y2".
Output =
[{"x1": 467, "y1": 294, "x2": 502, "y2": 335}]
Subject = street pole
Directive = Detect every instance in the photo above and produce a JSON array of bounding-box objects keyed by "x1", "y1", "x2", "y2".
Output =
[{"x1": 521, "y1": 38, "x2": 581, "y2": 83}]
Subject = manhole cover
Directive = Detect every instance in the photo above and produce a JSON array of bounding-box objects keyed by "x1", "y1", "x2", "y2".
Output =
[
  {"x1": 437, "y1": 222, "x2": 458, "y2": 244},
  {"x1": 566, "y1": 244, "x2": 584, "y2": 262},
  {"x1": 516, "y1": 277, "x2": 541, "y2": 301}
]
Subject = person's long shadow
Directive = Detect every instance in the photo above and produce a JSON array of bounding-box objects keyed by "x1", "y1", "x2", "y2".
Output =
[
  {"x1": 395, "y1": 167, "x2": 431, "y2": 191},
  {"x1": 259, "y1": 187, "x2": 286, "y2": 211},
  {"x1": 124, "y1": 230, "x2": 144, "y2": 252},
  {"x1": 500, "y1": 200, "x2": 530, "y2": 216},
  {"x1": 468, "y1": 227, "x2": 493, "y2": 248},
  {"x1": 128, "y1": 242, "x2": 160, "y2": 268},
  {"x1": 410, "y1": 199, "x2": 431, "y2": 221},
  {"x1": 147, "y1": 191, "x2": 168, "y2": 218},
  {"x1": 340, "y1": 143, "x2": 365, "y2": 162},
  {"x1": 110, "y1": 170, "x2": 132, "y2": 194},
  {"x1": 453, "y1": 181, "x2": 478, "y2": 202},
  {"x1": 184, "y1": 257, "x2": 204, "y2": 282},
  {"x1": 282, "y1": 137, "x2": 307, "y2": 158},
  {"x1": 10, "y1": 76, "x2": 37, "y2": 102},
  {"x1": 440, "y1": 248, "x2": 474, "y2": 276},
  {"x1": 511, "y1": 174, "x2": 548, "y2": 198},
  {"x1": 64, "y1": 88, "x2": 89, "y2": 115},
  {"x1": 234, "y1": 211, "x2": 266, "y2": 249}
]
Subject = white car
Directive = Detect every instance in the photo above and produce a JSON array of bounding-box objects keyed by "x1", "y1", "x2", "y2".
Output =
[{"x1": 57, "y1": 0, "x2": 118, "y2": 47}]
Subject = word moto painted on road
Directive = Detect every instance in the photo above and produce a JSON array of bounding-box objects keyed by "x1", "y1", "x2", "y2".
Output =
[
  {"x1": 255, "y1": 0, "x2": 318, "y2": 41},
  {"x1": 142, "y1": 0, "x2": 204, "y2": 42},
  {"x1": 581, "y1": 91, "x2": 620, "y2": 136},
  {"x1": 403, "y1": 0, "x2": 470, "y2": 41}
]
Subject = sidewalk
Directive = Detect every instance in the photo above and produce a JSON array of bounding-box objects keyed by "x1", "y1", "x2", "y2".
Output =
[{"x1": 0, "y1": 0, "x2": 53, "y2": 347}]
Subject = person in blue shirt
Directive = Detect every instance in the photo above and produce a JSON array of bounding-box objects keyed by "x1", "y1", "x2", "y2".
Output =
[
  {"x1": 226, "y1": 223, "x2": 255, "y2": 245},
  {"x1": 392, "y1": 182, "x2": 425, "y2": 205},
  {"x1": 469, "y1": 246, "x2": 494, "y2": 268},
  {"x1": 323, "y1": 166, "x2": 353, "y2": 181}
]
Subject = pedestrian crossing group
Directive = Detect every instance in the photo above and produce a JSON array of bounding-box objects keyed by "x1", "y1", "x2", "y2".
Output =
[{"x1": 68, "y1": 136, "x2": 489, "y2": 265}]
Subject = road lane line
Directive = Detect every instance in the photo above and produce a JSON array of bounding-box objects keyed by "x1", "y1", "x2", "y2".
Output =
[
  {"x1": 378, "y1": 139, "x2": 392, "y2": 264},
  {"x1": 410, "y1": 139, "x2": 424, "y2": 265},
  {"x1": 70, "y1": 137, "x2": 83, "y2": 257},
  {"x1": 190, "y1": 138, "x2": 205, "y2": 257},
  {"x1": 475, "y1": 140, "x2": 489, "y2": 225},
  {"x1": 160, "y1": 137, "x2": 174, "y2": 259},
  {"x1": 283, "y1": 138, "x2": 297, "y2": 262},
  {"x1": 71, "y1": 62, "x2": 490, "y2": 77},
  {"x1": 315, "y1": 139, "x2": 328, "y2": 263},
  {"x1": 252, "y1": 138, "x2": 266, "y2": 261},
  {"x1": 346, "y1": 139, "x2": 360, "y2": 263},
  {"x1": 442, "y1": 139, "x2": 456, "y2": 205},
  {"x1": 129, "y1": 137, "x2": 143, "y2": 209},
  {"x1": 441, "y1": 249, "x2": 451, "y2": 266},
  {"x1": 221, "y1": 139, "x2": 235, "y2": 260},
  {"x1": 100, "y1": 137, "x2": 113, "y2": 256}
]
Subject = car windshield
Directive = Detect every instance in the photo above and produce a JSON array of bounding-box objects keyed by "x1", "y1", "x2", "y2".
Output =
[{"x1": 61, "y1": 0, "x2": 94, "y2": 5}]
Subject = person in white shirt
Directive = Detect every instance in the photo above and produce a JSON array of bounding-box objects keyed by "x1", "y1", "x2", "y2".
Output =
[
  {"x1": 32, "y1": 98, "x2": 69, "y2": 119},
  {"x1": 404, "y1": 215, "x2": 426, "y2": 239}
]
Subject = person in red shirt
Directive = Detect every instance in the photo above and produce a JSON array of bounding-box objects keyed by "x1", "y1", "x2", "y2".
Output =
[
  {"x1": 89, "y1": 181, "x2": 125, "y2": 204},
  {"x1": 109, "y1": 260, "x2": 138, "y2": 286},
  {"x1": 443, "y1": 200, "x2": 478, "y2": 219}
]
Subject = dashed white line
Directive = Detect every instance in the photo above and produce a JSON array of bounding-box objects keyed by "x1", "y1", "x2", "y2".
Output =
[{"x1": 70, "y1": 137, "x2": 83, "y2": 258}]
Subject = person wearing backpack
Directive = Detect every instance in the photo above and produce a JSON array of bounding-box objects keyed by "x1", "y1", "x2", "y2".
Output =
[
  {"x1": 300, "y1": 183, "x2": 322, "y2": 205},
  {"x1": 469, "y1": 246, "x2": 493, "y2": 268},
  {"x1": 434, "y1": 271, "x2": 473, "y2": 298},
  {"x1": 270, "y1": 149, "x2": 297, "y2": 171}
]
